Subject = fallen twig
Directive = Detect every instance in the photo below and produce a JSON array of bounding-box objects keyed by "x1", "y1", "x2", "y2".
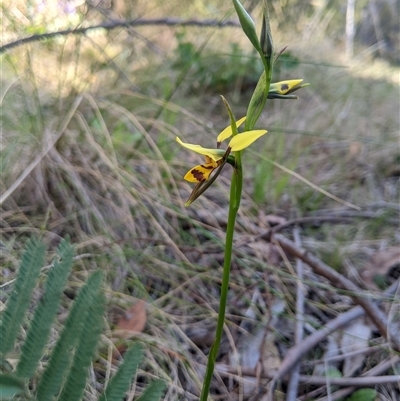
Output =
[
  {"x1": 258, "y1": 211, "x2": 398, "y2": 240},
  {"x1": 271, "y1": 233, "x2": 400, "y2": 351},
  {"x1": 313, "y1": 203, "x2": 400, "y2": 214},
  {"x1": 1, "y1": 18, "x2": 240, "y2": 54},
  {"x1": 314, "y1": 356, "x2": 400, "y2": 401},
  {"x1": 215, "y1": 361, "x2": 400, "y2": 386},
  {"x1": 260, "y1": 216, "x2": 354, "y2": 240},
  {"x1": 268, "y1": 280, "x2": 399, "y2": 388},
  {"x1": 286, "y1": 228, "x2": 305, "y2": 401}
]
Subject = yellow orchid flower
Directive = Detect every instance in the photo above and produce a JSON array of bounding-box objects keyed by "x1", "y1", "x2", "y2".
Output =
[
  {"x1": 268, "y1": 79, "x2": 310, "y2": 99},
  {"x1": 176, "y1": 121, "x2": 267, "y2": 183},
  {"x1": 175, "y1": 137, "x2": 226, "y2": 183}
]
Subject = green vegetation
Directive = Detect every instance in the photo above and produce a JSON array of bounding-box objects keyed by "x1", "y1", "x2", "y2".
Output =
[
  {"x1": 0, "y1": 240, "x2": 166, "y2": 400},
  {"x1": 1, "y1": 0, "x2": 399, "y2": 399}
]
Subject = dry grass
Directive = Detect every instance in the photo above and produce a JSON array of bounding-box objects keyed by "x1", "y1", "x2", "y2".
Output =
[{"x1": 1, "y1": 0, "x2": 399, "y2": 400}]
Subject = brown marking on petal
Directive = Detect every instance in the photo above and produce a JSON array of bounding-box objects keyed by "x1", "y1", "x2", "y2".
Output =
[
  {"x1": 191, "y1": 169, "x2": 206, "y2": 182},
  {"x1": 281, "y1": 83, "x2": 289, "y2": 91},
  {"x1": 200, "y1": 164, "x2": 215, "y2": 170}
]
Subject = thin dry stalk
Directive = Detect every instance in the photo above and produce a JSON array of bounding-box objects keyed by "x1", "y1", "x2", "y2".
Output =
[{"x1": 286, "y1": 227, "x2": 305, "y2": 401}]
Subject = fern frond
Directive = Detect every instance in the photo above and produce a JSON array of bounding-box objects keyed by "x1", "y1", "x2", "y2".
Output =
[
  {"x1": 58, "y1": 279, "x2": 105, "y2": 401},
  {"x1": 36, "y1": 270, "x2": 103, "y2": 401},
  {"x1": 0, "y1": 238, "x2": 46, "y2": 356},
  {"x1": 16, "y1": 240, "x2": 74, "y2": 379},
  {"x1": 136, "y1": 379, "x2": 166, "y2": 401},
  {"x1": 98, "y1": 343, "x2": 144, "y2": 401},
  {"x1": 0, "y1": 373, "x2": 27, "y2": 399}
]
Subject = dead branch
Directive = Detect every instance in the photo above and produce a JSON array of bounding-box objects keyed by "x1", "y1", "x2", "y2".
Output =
[
  {"x1": 271, "y1": 233, "x2": 400, "y2": 352},
  {"x1": 216, "y1": 358, "x2": 400, "y2": 386},
  {"x1": 1, "y1": 18, "x2": 240, "y2": 54},
  {"x1": 286, "y1": 228, "x2": 306, "y2": 401},
  {"x1": 267, "y1": 280, "x2": 399, "y2": 395},
  {"x1": 258, "y1": 211, "x2": 398, "y2": 240},
  {"x1": 314, "y1": 357, "x2": 400, "y2": 401}
]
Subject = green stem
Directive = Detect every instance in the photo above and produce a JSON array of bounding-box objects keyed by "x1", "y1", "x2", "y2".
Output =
[{"x1": 199, "y1": 152, "x2": 243, "y2": 401}]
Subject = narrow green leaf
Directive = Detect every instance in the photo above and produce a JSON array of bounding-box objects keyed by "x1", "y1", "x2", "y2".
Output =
[
  {"x1": 245, "y1": 70, "x2": 269, "y2": 130},
  {"x1": 136, "y1": 379, "x2": 166, "y2": 401},
  {"x1": 0, "y1": 373, "x2": 27, "y2": 399},
  {"x1": 346, "y1": 389, "x2": 377, "y2": 401},
  {"x1": 0, "y1": 238, "x2": 46, "y2": 356},
  {"x1": 220, "y1": 96, "x2": 238, "y2": 137},
  {"x1": 16, "y1": 240, "x2": 74, "y2": 379},
  {"x1": 99, "y1": 343, "x2": 144, "y2": 401}
]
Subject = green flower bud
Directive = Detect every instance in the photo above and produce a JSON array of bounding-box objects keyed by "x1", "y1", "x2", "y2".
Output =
[{"x1": 232, "y1": 0, "x2": 262, "y2": 55}]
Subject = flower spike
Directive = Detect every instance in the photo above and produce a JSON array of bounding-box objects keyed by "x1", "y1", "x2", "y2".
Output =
[
  {"x1": 176, "y1": 117, "x2": 267, "y2": 205},
  {"x1": 176, "y1": 128, "x2": 267, "y2": 184}
]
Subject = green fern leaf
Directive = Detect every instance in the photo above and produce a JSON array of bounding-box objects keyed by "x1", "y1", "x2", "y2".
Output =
[
  {"x1": 58, "y1": 278, "x2": 105, "y2": 401},
  {"x1": 136, "y1": 379, "x2": 166, "y2": 401},
  {"x1": 16, "y1": 240, "x2": 74, "y2": 379},
  {"x1": 99, "y1": 343, "x2": 144, "y2": 401},
  {"x1": 36, "y1": 270, "x2": 103, "y2": 401},
  {"x1": 0, "y1": 238, "x2": 46, "y2": 356},
  {"x1": 0, "y1": 373, "x2": 27, "y2": 399}
]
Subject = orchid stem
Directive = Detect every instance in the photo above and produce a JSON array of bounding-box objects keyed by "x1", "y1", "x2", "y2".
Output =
[{"x1": 199, "y1": 151, "x2": 242, "y2": 400}]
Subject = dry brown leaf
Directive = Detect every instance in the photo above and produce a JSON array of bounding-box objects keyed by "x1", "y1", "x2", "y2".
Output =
[
  {"x1": 261, "y1": 331, "x2": 281, "y2": 373},
  {"x1": 262, "y1": 214, "x2": 287, "y2": 227},
  {"x1": 362, "y1": 247, "x2": 400, "y2": 289},
  {"x1": 113, "y1": 300, "x2": 147, "y2": 339},
  {"x1": 348, "y1": 141, "x2": 364, "y2": 158},
  {"x1": 340, "y1": 319, "x2": 371, "y2": 376},
  {"x1": 247, "y1": 241, "x2": 282, "y2": 266},
  {"x1": 230, "y1": 328, "x2": 263, "y2": 396}
]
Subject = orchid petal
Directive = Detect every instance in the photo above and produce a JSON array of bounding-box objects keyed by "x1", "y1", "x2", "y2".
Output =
[
  {"x1": 183, "y1": 162, "x2": 218, "y2": 183},
  {"x1": 268, "y1": 79, "x2": 309, "y2": 99},
  {"x1": 228, "y1": 130, "x2": 267, "y2": 151},
  {"x1": 269, "y1": 79, "x2": 303, "y2": 94},
  {"x1": 176, "y1": 137, "x2": 225, "y2": 161},
  {"x1": 217, "y1": 116, "x2": 247, "y2": 143}
]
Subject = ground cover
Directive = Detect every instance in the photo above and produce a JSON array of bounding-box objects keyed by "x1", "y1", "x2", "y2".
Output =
[{"x1": 1, "y1": 0, "x2": 399, "y2": 399}]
